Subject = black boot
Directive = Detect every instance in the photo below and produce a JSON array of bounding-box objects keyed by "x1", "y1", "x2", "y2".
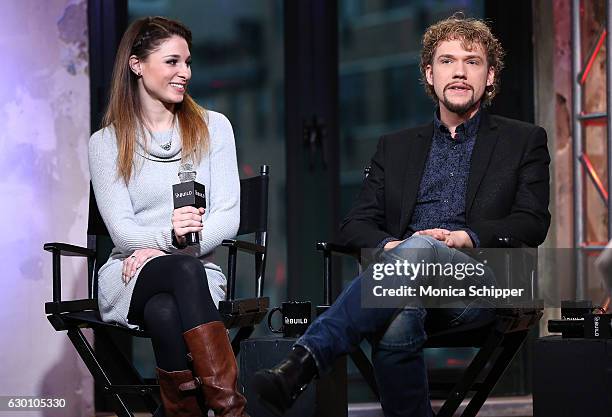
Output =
[{"x1": 252, "y1": 346, "x2": 318, "y2": 416}]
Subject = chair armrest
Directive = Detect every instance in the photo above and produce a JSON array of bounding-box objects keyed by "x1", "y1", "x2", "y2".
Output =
[
  {"x1": 221, "y1": 239, "x2": 265, "y2": 254},
  {"x1": 495, "y1": 306, "x2": 543, "y2": 333},
  {"x1": 316, "y1": 242, "x2": 362, "y2": 306},
  {"x1": 43, "y1": 242, "x2": 96, "y2": 304},
  {"x1": 43, "y1": 242, "x2": 96, "y2": 258},
  {"x1": 316, "y1": 242, "x2": 360, "y2": 260},
  {"x1": 45, "y1": 299, "x2": 99, "y2": 314},
  {"x1": 222, "y1": 239, "x2": 267, "y2": 301}
]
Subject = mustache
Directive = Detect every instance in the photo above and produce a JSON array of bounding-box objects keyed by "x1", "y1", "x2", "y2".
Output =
[{"x1": 444, "y1": 83, "x2": 473, "y2": 91}]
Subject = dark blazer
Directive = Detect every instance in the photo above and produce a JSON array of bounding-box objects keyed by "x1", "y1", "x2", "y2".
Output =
[{"x1": 338, "y1": 111, "x2": 551, "y2": 249}]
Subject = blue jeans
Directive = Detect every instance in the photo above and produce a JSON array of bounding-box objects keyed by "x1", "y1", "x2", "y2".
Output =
[{"x1": 296, "y1": 235, "x2": 495, "y2": 417}]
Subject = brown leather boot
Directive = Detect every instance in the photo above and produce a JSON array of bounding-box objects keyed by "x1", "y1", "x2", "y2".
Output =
[
  {"x1": 182, "y1": 321, "x2": 249, "y2": 417},
  {"x1": 156, "y1": 368, "x2": 203, "y2": 417}
]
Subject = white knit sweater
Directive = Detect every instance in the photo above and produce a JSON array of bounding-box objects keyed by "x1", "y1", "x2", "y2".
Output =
[{"x1": 88, "y1": 110, "x2": 240, "y2": 328}]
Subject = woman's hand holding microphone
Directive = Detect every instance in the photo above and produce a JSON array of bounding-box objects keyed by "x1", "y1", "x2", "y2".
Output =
[{"x1": 171, "y1": 206, "x2": 205, "y2": 246}]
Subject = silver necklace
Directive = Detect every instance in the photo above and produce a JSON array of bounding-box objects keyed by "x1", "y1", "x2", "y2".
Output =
[
  {"x1": 151, "y1": 117, "x2": 176, "y2": 151},
  {"x1": 159, "y1": 131, "x2": 172, "y2": 151}
]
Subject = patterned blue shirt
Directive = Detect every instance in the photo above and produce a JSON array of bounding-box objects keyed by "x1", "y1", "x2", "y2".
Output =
[{"x1": 406, "y1": 108, "x2": 481, "y2": 246}]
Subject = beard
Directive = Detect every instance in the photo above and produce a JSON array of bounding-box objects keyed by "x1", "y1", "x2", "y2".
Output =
[{"x1": 440, "y1": 87, "x2": 479, "y2": 115}]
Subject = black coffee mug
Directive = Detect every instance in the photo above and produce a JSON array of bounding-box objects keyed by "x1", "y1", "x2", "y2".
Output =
[{"x1": 267, "y1": 301, "x2": 311, "y2": 338}]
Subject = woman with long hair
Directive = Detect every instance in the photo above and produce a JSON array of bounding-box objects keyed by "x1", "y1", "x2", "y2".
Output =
[{"x1": 88, "y1": 16, "x2": 247, "y2": 416}]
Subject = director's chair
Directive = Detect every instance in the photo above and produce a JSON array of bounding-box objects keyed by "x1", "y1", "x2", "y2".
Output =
[
  {"x1": 316, "y1": 237, "x2": 542, "y2": 417},
  {"x1": 44, "y1": 165, "x2": 271, "y2": 417}
]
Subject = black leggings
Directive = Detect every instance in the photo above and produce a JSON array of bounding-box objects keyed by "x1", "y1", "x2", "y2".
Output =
[{"x1": 127, "y1": 254, "x2": 222, "y2": 371}]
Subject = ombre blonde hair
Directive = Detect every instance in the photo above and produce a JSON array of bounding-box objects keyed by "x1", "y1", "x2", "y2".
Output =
[{"x1": 102, "y1": 16, "x2": 208, "y2": 184}]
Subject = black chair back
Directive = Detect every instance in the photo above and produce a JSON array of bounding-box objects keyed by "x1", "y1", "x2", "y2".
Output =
[
  {"x1": 91, "y1": 235, "x2": 113, "y2": 300},
  {"x1": 238, "y1": 165, "x2": 269, "y2": 236},
  {"x1": 225, "y1": 165, "x2": 269, "y2": 302}
]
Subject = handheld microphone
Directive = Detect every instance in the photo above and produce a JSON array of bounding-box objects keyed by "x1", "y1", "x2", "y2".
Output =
[{"x1": 173, "y1": 163, "x2": 206, "y2": 246}]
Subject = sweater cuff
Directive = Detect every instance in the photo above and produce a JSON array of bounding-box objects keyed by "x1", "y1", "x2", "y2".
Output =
[{"x1": 463, "y1": 228, "x2": 480, "y2": 248}]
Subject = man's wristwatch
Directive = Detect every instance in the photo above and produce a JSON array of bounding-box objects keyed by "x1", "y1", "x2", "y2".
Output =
[{"x1": 171, "y1": 228, "x2": 188, "y2": 249}]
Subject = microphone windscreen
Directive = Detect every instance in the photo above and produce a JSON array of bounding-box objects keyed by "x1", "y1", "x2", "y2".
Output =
[{"x1": 178, "y1": 162, "x2": 197, "y2": 183}]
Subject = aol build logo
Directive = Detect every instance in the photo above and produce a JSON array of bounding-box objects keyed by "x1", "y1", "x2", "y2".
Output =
[{"x1": 285, "y1": 317, "x2": 308, "y2": 325}]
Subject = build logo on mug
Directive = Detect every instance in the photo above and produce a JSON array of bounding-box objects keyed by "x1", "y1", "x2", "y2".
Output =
[{"x1": 267, "y1": 301, "x2": 311, "y2": 338}]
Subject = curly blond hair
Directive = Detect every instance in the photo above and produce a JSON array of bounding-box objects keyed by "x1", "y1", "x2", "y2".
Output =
[{"x1": 420, "y1": 14, "x2": 505, "y2": 106}]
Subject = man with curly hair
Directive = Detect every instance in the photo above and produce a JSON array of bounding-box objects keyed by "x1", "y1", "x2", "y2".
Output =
[{"x1": 254, "y1": 14, "x2": 550, "y2": 417}]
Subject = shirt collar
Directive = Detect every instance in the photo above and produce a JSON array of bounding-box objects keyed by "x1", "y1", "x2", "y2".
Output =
[{"x1": 433, "y1": 107, "x2": 482, "y2": 141}]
